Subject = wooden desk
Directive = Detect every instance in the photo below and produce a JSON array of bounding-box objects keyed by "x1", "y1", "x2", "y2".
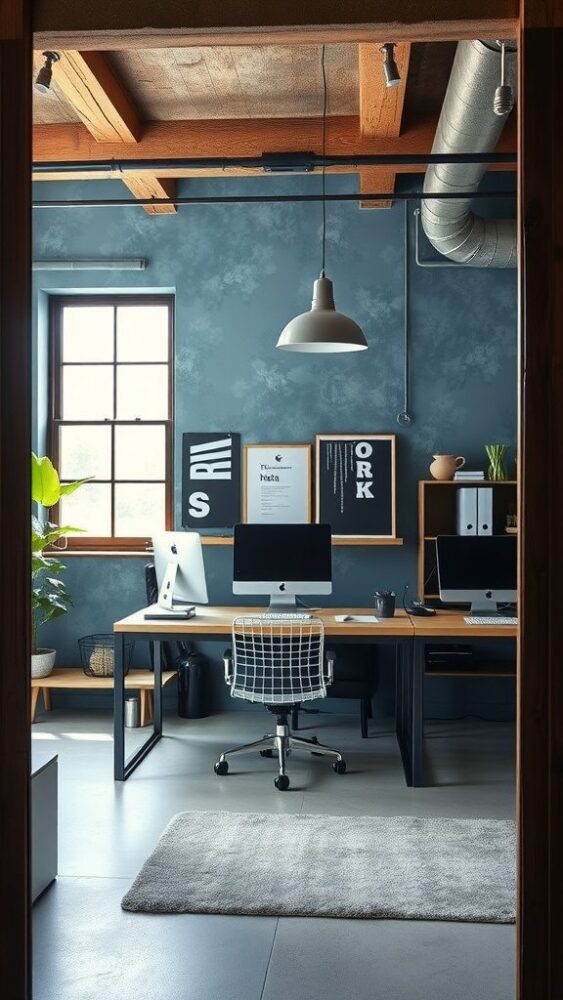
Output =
[
  {"x1": 408, "y1": 611, "x2": 518, "y2": 786},
  {"x1": 31, "y1": 668, "x2": 177, "y2": 726},
  {"x1": 114, "y1": 606, "x2": 414, "y2": 781}
]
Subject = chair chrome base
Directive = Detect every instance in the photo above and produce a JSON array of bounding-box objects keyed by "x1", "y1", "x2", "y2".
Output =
[{"x1": 214, "y1": 722, "x2": 347, "y2": 790}]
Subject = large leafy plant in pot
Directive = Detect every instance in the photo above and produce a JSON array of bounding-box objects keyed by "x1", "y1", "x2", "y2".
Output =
[{"x1": 31, "y1": 454, "x2": 91, "y2": 678}]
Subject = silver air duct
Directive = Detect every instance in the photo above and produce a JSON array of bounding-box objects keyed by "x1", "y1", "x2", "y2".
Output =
[{"x1": 421, "y1": 39, "x2": 517, "y2": 267}]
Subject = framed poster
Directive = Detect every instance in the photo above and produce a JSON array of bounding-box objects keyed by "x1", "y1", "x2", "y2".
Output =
[
  {"x1": 315, "y1": 434, "x2": 396, "y2": 538},
  {"x1": 182, "y1": 432, "x2": 241, "y2": 530},
  {"x1": 244, "y1": 444, "x2": 311, "y2": 524}
]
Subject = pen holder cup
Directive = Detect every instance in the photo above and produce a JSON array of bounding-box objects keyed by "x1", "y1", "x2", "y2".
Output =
[{"x1": 374, "y1": 593, "x2": 396, "y2": 618}]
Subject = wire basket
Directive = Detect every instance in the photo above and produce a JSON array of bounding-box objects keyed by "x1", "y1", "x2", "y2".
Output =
[{"x1": 79, "y1": 634, "x2": 135, "y2": 677}]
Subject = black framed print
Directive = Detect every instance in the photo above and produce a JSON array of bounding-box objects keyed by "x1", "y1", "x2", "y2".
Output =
[{"x1": 315, "y1": 434, "x2": 396, "y2": 538}]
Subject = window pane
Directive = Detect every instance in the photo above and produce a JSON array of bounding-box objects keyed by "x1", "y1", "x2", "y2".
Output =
[
  {"x1": 62, "y1": 306, "x2": 114, "y2": 362},
  {"x1": 115, "y1": 425, "x2": 166, "y2": 481},
  {"x1": 60, "y1": 483, "x2": 111, "y2": 536},
  {"x1": 116, "y1": 365, "x2": 168, "y2": 419},
  {"x1": 59, "y1": 424, "x2": 111, "y2": 480},
  {"x1": 114, "y1": 483, "x2": 165, "y2": 536},
  {"x1": 116, "y1": 305, "x2": 169, "y2": 362},
  {"x1": 62, "y1": 366, "x2": 114, "y2": 419}
]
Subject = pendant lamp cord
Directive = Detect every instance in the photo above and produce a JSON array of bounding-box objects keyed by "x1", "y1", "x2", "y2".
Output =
[{"x1": 321, "y1": 44, "x2": 327, "y2": 277}]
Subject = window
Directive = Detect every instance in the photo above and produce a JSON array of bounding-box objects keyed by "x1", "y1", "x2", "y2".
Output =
[{"x1": 49, "y1": 295, "x2": 174, "y2": 552}]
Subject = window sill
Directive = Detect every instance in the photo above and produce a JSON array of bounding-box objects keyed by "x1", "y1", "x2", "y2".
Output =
[{"x1": 52, "y1": 549, "x2": 151, "y2": 558}]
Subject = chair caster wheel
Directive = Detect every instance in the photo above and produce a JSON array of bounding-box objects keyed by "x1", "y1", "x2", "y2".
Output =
[
  {"x1": 214, "y1": 760, "x2": 228, "y2": 776},
  {"x1": 260, "y1": 749, "x2": 274, "y2": 758},
  {"x1": 333, "y1": 760, "x2": 346, "y2": 774},
  {"x1": 275, "y1": 775, "x2": 290, "y2": 791}
]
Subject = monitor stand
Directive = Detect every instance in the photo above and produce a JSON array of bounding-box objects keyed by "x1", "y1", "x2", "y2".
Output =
[
  {"x1": 147, "y1": 561, "x2": 196, "y2": 619},
  {"x1": 267, "y1": 593, "x2": 298, "y2": 614},
  {"x1": 469, "y1": 599, "x2": 500, "y2": 615}
]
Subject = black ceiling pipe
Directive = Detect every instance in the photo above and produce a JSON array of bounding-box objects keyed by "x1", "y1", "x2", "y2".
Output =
[
  {"x1": 32, "y1": 191, "x2": 516, "y2": 209},
  {"x1": 32, "y1": 150, "x2": 517, "y2": 177}
]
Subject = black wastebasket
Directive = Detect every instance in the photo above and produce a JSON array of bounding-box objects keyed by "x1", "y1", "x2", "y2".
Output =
[{"x1": 177, "y1": 649, "x2": 209, "y2": 719}]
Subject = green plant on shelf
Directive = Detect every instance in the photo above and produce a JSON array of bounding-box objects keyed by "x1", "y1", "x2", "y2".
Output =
[
  {"x1": 485, "y1": 443, "x2": 509, "y2": 481},
  {"x1": 31, "y1": 453, "x2": 92, "y2": 656}
]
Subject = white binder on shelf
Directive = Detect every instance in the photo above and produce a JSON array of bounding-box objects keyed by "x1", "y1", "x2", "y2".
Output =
[
  {"x1": 477, "y1": 487, "x2": 493, "y2": 535},
  {"x1": 456, "y1": 487, "x2": 477, "y2": 535}
]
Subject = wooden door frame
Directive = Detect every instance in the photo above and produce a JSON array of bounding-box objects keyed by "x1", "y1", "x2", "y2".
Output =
[
  {"x1": 0, "y1": 0, "x2": 32, "y2": 997},
  {"x1": 518, "y1": 8, "x2": 563, "y2": 998},
  {"x1": 1, "y1": 1, "x2": 562, "y2": 996}
]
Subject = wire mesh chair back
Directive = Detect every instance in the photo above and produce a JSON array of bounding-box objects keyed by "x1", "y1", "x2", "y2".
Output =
[{"x1": 230, "y1": 616, "x2": 327, "y2": 705}]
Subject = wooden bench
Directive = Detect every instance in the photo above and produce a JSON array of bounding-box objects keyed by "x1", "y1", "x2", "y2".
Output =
[{"x1": 31, "y1": 668, "x2": 177, "y2": 726}]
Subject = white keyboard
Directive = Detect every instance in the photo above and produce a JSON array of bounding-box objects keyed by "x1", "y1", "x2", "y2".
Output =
[
  {"x1": 464, "y1": 616, "x2": 518, "y2": 626},
  {"x1": 259, "y1": 613, "x2": 312, "y2": 621}
]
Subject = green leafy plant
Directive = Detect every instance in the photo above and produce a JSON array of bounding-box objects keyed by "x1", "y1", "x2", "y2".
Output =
[
  {"x1": 485, "y1": 444, "x2": 509, "y2": 482},
  {"x1": 31, "y1": 454, "x2": 92, "y2": 655}
]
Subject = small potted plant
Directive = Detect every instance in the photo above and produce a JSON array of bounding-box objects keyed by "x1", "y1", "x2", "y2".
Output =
[{"x1": 31, "y1": 454, "x2": 91, "y2": 679}]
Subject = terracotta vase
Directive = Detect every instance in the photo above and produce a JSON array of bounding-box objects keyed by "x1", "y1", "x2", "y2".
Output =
[{"x1": 429, "y1": 454, "x2": 466, "y2": 481}]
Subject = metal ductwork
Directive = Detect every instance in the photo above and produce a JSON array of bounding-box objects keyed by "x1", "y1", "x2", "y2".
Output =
[{"x1": 421, "y1": 39, "x2": 517, "y2": 267}]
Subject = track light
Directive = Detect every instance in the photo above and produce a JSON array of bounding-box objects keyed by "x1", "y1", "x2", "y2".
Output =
[
  {"x1": 380, "y1": 44, "x2": 401, "y2": 88},
  {"x1": 493, "y1": 41, "x2": 514, "y2": 116},
  {"x1": 35, "y1": 51, "x2": 60, "y2": 94}
]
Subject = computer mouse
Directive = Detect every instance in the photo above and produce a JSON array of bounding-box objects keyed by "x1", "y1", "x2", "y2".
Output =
[{"x1": 407, "y1": 603, "x2": 437, "y2": 617}]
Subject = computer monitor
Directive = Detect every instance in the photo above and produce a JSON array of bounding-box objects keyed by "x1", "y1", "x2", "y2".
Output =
[
  {"x1": 152, "y1": 531, "x2": 209, "y2": 614},
  {"x1": 233, "y1": 523, "x2": 332, "y2": 611},
  {"x1": 436, "y1": 535, "x2": 517, "y2": 614}
]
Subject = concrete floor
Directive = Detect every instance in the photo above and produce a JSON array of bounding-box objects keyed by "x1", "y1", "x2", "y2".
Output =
[{"x1": 32, "y1": 709, "x2": 516, "y2": 1000}]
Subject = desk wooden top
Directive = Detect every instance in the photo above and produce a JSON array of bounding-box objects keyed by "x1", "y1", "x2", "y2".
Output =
[
  {"x1": 114, "y1": 606, "x2": 414, "y2": 637},
  {"x1": 31, "y1": 668, "x2": 177, "y2": 689},
  {"x1": 409, "y1": 610, "x2": 518, "y2": 638}
]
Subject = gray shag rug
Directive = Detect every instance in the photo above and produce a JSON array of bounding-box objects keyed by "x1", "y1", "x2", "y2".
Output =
[{"x1": 121, "y1": 811, "x2": 515, "y2": 923}]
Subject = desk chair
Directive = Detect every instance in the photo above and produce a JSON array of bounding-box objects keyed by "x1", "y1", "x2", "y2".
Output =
[{"x1": 214, "y1": 616, "x2": 347, "y2": 791}]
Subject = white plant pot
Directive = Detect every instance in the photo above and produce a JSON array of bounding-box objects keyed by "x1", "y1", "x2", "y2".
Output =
[{"x1": 31, "y1": 648, "x2": 56, "y2": 679}]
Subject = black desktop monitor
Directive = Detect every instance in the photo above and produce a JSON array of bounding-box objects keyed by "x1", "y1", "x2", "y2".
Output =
[
  {"x1": 233, "y1": 523, "x2": 332, "y2": 611},
  {"x1": 436, "y1": 534, "x2": 517, "y2": 614}
]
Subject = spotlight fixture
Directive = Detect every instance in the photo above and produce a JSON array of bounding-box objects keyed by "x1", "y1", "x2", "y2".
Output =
[
  {"x1": 379, "y1": 43, "x2": 401, "y2": 89},
  {"x1": 276, "y1": 47, "x2": 367, "y2": 354},
  {"x1": 35, "y1": 51, "x2": 60, "y2": 94},
  {"x1": 493, "y1": 41, "x2": 514, "y2": 116}
]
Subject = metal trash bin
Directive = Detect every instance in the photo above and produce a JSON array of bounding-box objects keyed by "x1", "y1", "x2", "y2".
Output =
[
  {"x1": 125, "y1": 697, "x2": 140, "y2": 728},
  {"x1": 177, "y1": 649, "x2": 209, "y2": 719}
]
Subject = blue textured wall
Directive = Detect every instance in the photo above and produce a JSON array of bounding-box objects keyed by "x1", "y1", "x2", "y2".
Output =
[{"x1": 33, "y1": 175, "x2": 517, "y2": 718}]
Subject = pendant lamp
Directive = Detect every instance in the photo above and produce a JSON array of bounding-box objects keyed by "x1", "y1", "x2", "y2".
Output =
[{"x1": 276, "y1": 48, "x2": 368, "y2": 354}]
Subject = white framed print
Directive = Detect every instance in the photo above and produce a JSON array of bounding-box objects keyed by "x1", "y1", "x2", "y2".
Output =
[{"x1": 243, "y1": 444, "x2": 311, "y2": 524}]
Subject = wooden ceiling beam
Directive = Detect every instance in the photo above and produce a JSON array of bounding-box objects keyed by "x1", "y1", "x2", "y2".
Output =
[
  {"x1": 44, "y1": 50, "x2": 177, "y2": 214},
  {"x1": 32, "y1": 114, "x2": 517, "y2": 181},
  {"x1": 47, "y1": 50, "x2": 142, "y2": 142},
  {"x1": 358, "y1": 42, "x2": 412, "y2": 208},
  {"x1": 32, "y1": 0, "x2": 518, "y2": 48},
  {"x1": 121, "y1": 176, "x2": 177, "y2": 214}
]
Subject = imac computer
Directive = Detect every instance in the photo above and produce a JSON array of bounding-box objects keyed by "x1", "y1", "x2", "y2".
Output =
[
  {"x1": 150, "y1": 531, "x2": 209, "y2": 619},
  {"x1": 436, "y1": 535, "x2": 517, "y2": 614},
  {"x1": 233, "y1": 523, "x2": 332, "y2": 612}
]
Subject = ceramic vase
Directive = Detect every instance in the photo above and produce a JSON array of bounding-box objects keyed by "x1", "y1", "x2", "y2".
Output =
[{"x1": 429, "y1": 455, "x2": 466, "y2": 481}]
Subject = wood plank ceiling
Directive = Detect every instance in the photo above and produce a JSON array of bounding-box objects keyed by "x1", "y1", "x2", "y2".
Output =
[{"x1": 32, "y1": 41, "x2": 515, "y2": 214}]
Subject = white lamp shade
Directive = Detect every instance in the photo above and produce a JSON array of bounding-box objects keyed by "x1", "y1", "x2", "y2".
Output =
[{"x1": 276, "y1": 275, "x2": 368, "y2": 354}]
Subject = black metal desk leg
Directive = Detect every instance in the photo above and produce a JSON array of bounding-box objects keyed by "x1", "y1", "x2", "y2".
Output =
[
  {"x1": 113, "y1": 633, "x2": 125, "y2": 781},
  {"x1": 153, "y1": 640, "x2": 163, "y2": 737},
  {"x1": 394, "y1": 642, "x2": 402, "y2": 741},
  {"x1": 411, "y1": 639, "x2": 425, "y2": 787}
]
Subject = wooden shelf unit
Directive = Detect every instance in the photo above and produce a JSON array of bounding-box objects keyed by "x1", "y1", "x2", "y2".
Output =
[{"x1": 418, "y1": 480, "x2": 518, "y2": 603}]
